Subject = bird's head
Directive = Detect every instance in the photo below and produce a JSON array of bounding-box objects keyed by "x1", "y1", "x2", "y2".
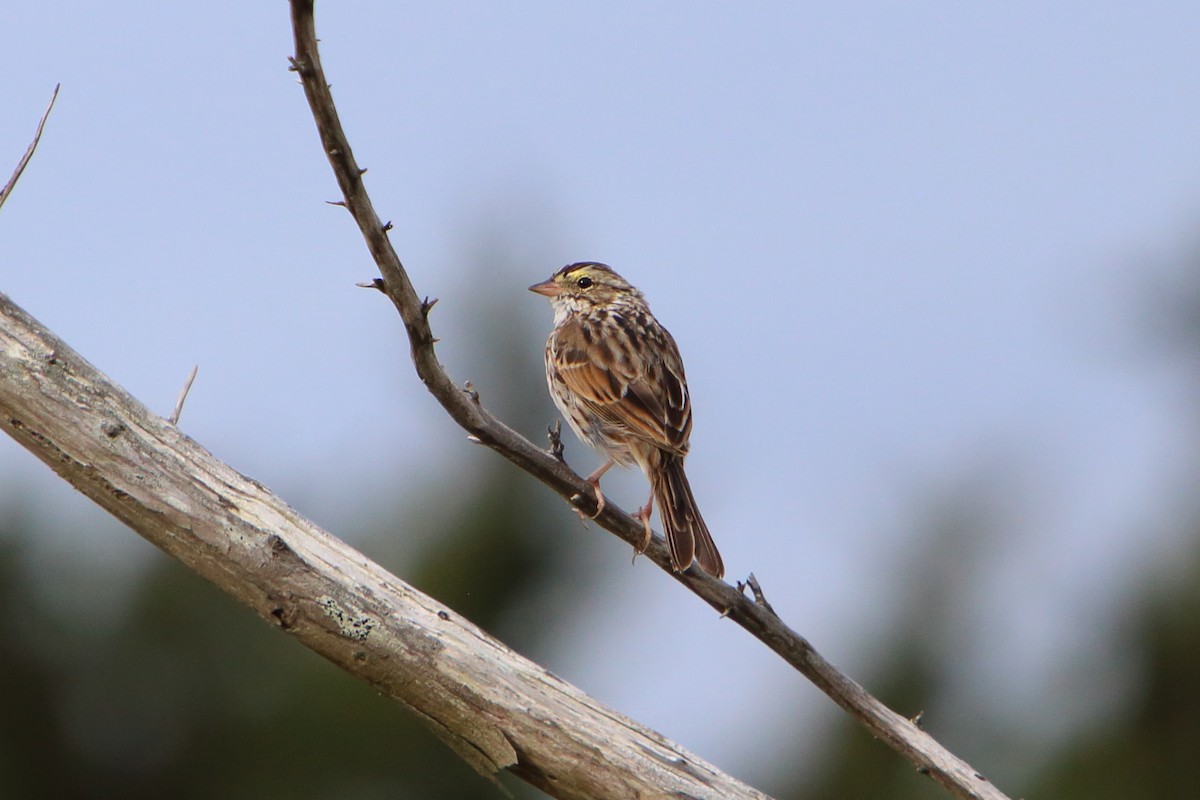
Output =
[{"x1": 529, "y1": 262, "x2": 643, "y2": 317}]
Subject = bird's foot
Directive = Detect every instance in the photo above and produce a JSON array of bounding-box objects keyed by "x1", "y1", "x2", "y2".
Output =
[
  {"x1": 586, "y1": 478, "x2": 606, "y2": 519},
  {"x1": 569, "y1": 479, "x2": 606, "y2": 522}
]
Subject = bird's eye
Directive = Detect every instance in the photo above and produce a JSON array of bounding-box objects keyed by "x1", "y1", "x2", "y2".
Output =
[{"x1": 577, "y1": 276, "x2": 594, "y2": 289}]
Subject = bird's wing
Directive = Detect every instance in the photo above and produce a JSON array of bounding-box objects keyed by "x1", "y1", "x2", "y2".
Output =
[{"x1": 550, "y1": 317, "x2": 691, "y2": 455}]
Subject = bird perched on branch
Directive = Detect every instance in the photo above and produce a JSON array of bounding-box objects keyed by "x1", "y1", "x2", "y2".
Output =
[{"x1": 529, "y1": 262, "x2": 724, "y2": 578}]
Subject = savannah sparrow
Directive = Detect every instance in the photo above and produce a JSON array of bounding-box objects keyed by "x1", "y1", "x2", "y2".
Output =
[{"x1": 529, "y1": 262, "x2": 724, "y2": 578}]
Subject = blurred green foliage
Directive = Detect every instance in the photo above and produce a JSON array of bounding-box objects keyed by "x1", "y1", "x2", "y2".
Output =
[
  {"x1": 0, "y1": 459, "x2": 571, "y2": 800},
  {"x1": 8, "y1": 438, "x2": 1200, "y2": 800},
  {"x1": 1023, "y1": 539, "x2": 1200, "y2": 800}
]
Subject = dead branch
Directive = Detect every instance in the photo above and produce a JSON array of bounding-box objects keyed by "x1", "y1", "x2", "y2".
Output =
[
  {"x1": 286, "y1": 2, "x2": 1013, "y2": 799},
  {"x1": 0, "y1": 292, "x2": 769, "y2": 800}
]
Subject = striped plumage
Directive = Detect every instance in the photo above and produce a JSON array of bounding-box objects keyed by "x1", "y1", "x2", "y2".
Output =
[{"x1": 529, "y1": 262, "x2": 724, "y2": 578}]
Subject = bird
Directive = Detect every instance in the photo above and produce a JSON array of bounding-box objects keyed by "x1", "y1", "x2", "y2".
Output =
[{"x1": 529, "y1": 262, "x2": 724, "y2": 578}]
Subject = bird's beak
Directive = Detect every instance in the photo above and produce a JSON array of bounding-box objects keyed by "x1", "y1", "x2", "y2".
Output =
[{"x1": 528, "y1": 278, "x2": 560, "y2": 297}]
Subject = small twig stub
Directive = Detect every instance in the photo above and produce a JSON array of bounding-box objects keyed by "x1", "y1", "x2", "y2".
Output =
[
  {"x1": 356, "y1": 278, "x2": 387, "y2": 293},
  {"x1": 738, "y1": 573, "x2": 777, "y2": 617},
  {"x1": 167, "y1": 365, "x2": 199, "y2": 425}
]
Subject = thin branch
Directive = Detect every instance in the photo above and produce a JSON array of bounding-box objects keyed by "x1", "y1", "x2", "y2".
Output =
[
  {"x1": 167, "y1": 364, "x2": 199, "y2": 425},
  {"x1": 0, "y1": 292, "x2": 768, "y2": 800},
  {"x1": 287, "y1": 3, "x2": 1014, "y2": 799},
  {"x1": 0, "y1": 83, "x2": 60, "y2": 212}
]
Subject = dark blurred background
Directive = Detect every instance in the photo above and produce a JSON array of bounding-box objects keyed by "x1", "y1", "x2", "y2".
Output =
[{"x1": 5, "y1": 3, "x2": 1200, "y2": 798}]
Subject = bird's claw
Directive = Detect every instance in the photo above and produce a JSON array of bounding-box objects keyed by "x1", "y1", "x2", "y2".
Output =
[
  {"x1": 630, "y1": 503, "x2": 654, "y2": 564},
  {"x1": 588, "y1": 483, "x2": 606, "y2": 519}
]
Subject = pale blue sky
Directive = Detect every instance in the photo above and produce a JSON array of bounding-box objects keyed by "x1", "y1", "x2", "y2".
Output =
[{"x1": 4, "y1": 2, "x2": 1200, "y2": 792}]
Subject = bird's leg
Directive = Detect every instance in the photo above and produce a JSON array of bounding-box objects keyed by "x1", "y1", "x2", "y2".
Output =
[
  {"x1": 633, "y1": 490, "x2": 655, "y2": 555},
  {"x1": 576, "y1": 459, "x2": 615, "y2": 519}
]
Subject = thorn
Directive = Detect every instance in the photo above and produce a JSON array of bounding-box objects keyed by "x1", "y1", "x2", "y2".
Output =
[
  {"x1": 910, "y1": 710, "x2": 925, "y2": 730},
  {"x1": 420, "y1": 296, "x2": 439, "y2": 317},
  {"x1": 547, "y1": 420, "x2": 565, "y2": 462},
  {"x1": 356, "y1": 278, "x2": 386, "y2": 293},
  {"x1": 466, "y1": 434, "x2": 482, "y2": 444},
  {"x1": 326, "y1": 199, "x2": 346, "y2": 207},
  {"x1": 382, "y1": 220, "x2": 393, "y2": 232},
  {"x1": 358, "y1": 167, "x2": 368, "y2": 176},
  {"x1": 463, "y1": 381, "x2": 480, "y2": 404},
  {"x1": 718, "y1": 606, "x2": 733, "y2": 619},
  {"x1": 328, "y1": 147, "x2": 341, "y2": 157}
]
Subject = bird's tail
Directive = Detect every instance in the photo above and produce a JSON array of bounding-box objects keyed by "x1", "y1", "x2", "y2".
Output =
[{"x1": 653, "y1": 454, "x2": 724, "y2": 578}]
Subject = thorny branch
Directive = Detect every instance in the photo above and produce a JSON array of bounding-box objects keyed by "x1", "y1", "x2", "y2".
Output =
[{"x1": 287, "y1": 2, "x2": 1013, "y2": 799}]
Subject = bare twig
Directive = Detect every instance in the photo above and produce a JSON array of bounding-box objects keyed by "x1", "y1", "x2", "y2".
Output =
[
  {"x1": 0, "y1": 83, "x2": 60, "y2": 212},
  {"x1": 167, "y1": 365, "x2": 199, "y2": 425},
  {"x1": 287, "y1": 3, "x2": 1012, "y2": 799}
]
